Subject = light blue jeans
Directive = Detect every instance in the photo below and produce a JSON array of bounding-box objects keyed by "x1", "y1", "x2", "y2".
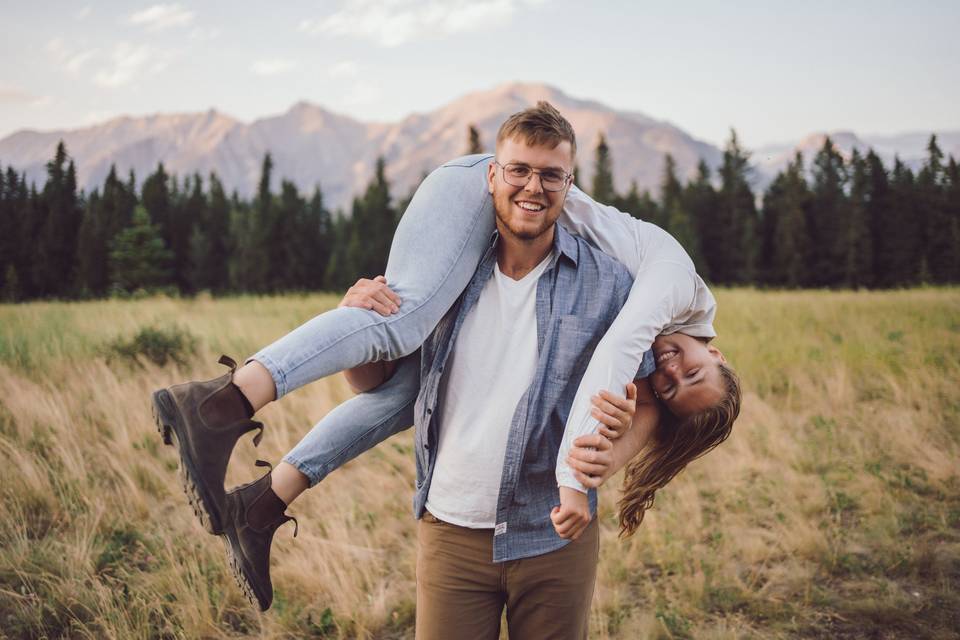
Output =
[{"x1": 252, "y1": 155, "x2": 496, "y2": 485}]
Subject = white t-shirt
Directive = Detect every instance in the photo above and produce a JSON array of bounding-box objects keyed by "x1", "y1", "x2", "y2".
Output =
[{"x1": 425, "y1": 253, "x2": 553, "y2": 528}]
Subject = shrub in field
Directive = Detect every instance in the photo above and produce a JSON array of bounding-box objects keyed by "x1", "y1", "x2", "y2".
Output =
[{"x1": 106, "y1": 324, "x2": 198, "y2": 367}]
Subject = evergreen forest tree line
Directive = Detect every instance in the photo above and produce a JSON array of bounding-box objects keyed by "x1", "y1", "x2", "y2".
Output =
[{"x1": 1, "y1": 128, "x2": 958, "y2": 302}]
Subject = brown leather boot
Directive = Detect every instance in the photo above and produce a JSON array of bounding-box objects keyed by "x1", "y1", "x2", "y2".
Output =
[
  {"x1": 152, "y1": 355, "x2": 266, "y2": 535},
  {"x1": 222, "y1": 461, "x2": 298, "y2": 611}
]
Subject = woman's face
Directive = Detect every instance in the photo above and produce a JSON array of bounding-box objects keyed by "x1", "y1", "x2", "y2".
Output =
[{"x1": 650, "y1": 333, "x2": 727, "y2": 419}]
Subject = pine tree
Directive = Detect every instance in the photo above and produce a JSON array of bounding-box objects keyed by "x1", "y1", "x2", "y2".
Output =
[
  {"x1": 944, "y1": 156, "x2": 960, "y2": 283},
  {"x1": 142, "y1": 163, "x2": 171, "y2": 229},
  {"x1": 467, "y1": 125, "x2": 484, "y2": 155},
  {"x1": 712, "y1": 130, "x2": 758, "y2": 284},
  {"x1": 76, "y1": 166, "x2": 138, "y2": 295},
  {"x1": 324, "y1": 211, "x2": 353, "y2": 290},
  {"x1": 865, "y1": 151, "x2": 895, "y2": 287},
  {"x1": 0, "y1": 168, "x2": 11, "y2": 294},
  {"x1": 887, "y1": 158, "x2": 923, "y2": 285},
  {"x1": 844, "y1": 149, "x2": 874, "y2": 287},
  {"x1": 659, "y1": 154, "x2": 704, "y2": 271},
  {"x1": 918, "y1": 135, "x2": 955, "y2": 282},
  {"x1": 75, "y1": 189, "x2": 105, "y2": 296},
  {"x1": 109, "y1": 206, "x2": 173, "y2": 293},
  {"x1": 684, "y1": 160, "x2": 717, "y2": 279},
  {"x1": 248, "y1": 153, "x2": 275, "y2": 291},
  {"x1": 276, "y1": 180, "x2": 306, "y2": 289},
  {"x1": 9, "y1": 174, "x2": 38, "y2": 298},
  {"x1": 809, "y1": 136, "x2": 848, "y2": 287},
  {"x1": 762, "y1": 153, "x2": 811, "y2": 287},
  {"x1": 592, "y1": 133, "x2": 615, "y2": 205},
  {"x1": 35, "y1": 142, "x2": 82, "y2": 297},
  {"x1": 348, "y1": 157, "x2": 396, "y2": 280}
]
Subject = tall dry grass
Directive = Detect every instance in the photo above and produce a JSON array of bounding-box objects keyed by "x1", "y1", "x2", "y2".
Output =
[{"x1": 0, "y1": 289, "x2": 958, "y2": 639}]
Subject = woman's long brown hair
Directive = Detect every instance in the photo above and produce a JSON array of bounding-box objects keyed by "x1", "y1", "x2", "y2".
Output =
[{"x1": 618, "y1": 363, "x2": 742, "y2": 537}]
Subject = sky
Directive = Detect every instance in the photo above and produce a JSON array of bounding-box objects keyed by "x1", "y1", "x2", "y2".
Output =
[{"x1": 1, "y1": 0, "x2": 958, "y2": 149}]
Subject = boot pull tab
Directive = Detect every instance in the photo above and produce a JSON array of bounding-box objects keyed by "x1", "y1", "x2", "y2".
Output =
[
  {"x1": 250, "y1": 422, "x2": 265, "y2": 447},
  {"x1": 284, "y1": 515, "x2": 299, "y2": 538},
  {"x1": 218, "y1": 354, "x2": 238, "y2": 372},
  {"x1": 255, "y1": 459, "x2": 274, "y2": 473}
]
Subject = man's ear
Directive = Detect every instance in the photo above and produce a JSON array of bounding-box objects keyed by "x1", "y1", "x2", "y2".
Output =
[
  {"x1": 487, "y1": 160, "x2": 496, "y2": 194},
  {"x1": 707, "y1": 345, "x2": 726, "y2": 363}
]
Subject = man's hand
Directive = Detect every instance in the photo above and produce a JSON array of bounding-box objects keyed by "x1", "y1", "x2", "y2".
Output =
[
  {"x1": 566, "y1": 433, "x2": 614, "y2": 489},
  {"x1": 339, "y1": 275, "x2": 401, "y2": 316},
  {"x1": 551, "y1": 486, "x2": 592, "y2": 541},
  {"x1": 590, "y1": 382, "x2": 637, "y2": 439}
]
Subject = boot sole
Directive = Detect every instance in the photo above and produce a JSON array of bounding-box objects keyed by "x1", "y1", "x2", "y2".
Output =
[
  {"x1": 221, "y1": 526, "x2": 271, "y2": 611},
  {"x1": 152, "y1": 389, "x2": 225, "y2": 535}
]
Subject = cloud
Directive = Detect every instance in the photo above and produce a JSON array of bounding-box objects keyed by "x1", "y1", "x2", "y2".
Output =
[
  {"x1": 299, "y1": 0, "x2": 536, "y2": 47},
  {"x1": 76, "y1": 6, "x2": 92, "y2": 19},
  {"x1": 251, "y1": 58, "x2": 297, "y2": 76},
  {"x1": 189, "y1": 26, "x2": 221, "y2": 41},
  {"x1": 128, "y1": 3, "x2": 195, "y2": 30},
  {"x1": 66, "y1": 49, "x2": 98, "y2": 73},
  {"x1": 328, "y1": 60, "x2": 359, "y2": 79},
  {"x1": 46, "y1": 38, "x2": 98, "y2": 75},
  {"x1": 343, "y1": 81, "x2": 382, "y2": 106},
  {"x1": 94, "y1": 43, "x2": 160, "y2": 88},
  {"x1": 0, "y1": 86, "x2": 51, "y2": 107}
]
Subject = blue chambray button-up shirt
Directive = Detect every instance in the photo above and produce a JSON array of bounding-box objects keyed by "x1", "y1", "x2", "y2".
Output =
[{"x1": 412, "y1": 221, "x2": 655, "y2": 562}]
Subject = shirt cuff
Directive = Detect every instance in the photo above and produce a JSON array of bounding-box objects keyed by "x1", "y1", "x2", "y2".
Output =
[{"x1": 556, "y1": 466, "x2": 588, "y2": 494}]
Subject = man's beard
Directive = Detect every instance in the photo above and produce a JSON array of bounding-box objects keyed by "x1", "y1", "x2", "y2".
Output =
[{"x1": 493, "y1": 191, "x2": 554, "y2": 242}]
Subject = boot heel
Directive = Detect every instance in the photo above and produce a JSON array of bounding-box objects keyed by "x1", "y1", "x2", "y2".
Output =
[{"x1": 152, "y1": 390, "x2": 175, "y2": 446}]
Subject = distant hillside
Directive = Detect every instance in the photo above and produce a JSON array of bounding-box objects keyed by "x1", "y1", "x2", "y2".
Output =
[
  {"x1": 0, "y1": 83, "x2": 720, "y2": 209},
  {"x1": 0, "y1": 83, "x2": 955, "y2": 208}
]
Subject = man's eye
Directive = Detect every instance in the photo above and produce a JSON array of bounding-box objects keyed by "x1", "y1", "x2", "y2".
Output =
[
  {"x1": 507, "y1": 165, "x2": 530, "y2": 177},
  {"x1": 542, "y1": 171, "x2": 565, "y2": 183}
]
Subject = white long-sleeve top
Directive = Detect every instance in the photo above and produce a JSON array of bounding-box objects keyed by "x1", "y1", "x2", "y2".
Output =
[{"x1": 556, "y1": 185, "x2": 717, "y2": 492}]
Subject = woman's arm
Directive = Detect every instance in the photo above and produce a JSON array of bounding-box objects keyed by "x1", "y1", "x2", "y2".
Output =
[
  {"x1": 566, "y1": 379, "x2": 660, "y2": 489},
  {"x1": 555, "y1": 186, "x2": 716, "y2": 492},
  {"x1": 556, "y1": 262, "x2": 706, "y2": 492}
]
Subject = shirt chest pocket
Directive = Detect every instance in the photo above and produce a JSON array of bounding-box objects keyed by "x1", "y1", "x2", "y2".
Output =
[{"x1": 549, "y1": 315, "x2": 604, "y2": 383}]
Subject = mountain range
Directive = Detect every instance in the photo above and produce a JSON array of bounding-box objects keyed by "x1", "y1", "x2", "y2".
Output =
[{"x1": 1, "y1": 83, "x2": 956, "y2": 210}]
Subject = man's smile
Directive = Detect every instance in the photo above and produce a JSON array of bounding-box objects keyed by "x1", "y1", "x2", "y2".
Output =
[{"x1": 515, "y1": 199, "x2": 546, "y2": 213}]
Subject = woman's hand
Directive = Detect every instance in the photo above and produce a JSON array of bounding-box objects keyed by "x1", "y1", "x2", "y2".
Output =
[
  {"x1": 566, "y1": 434, "x2": 615, "y2": 489},
  {"x1": 590, "y1": 382, "x2": 637, "y2": 439},
  {"x1": 339, "y1": 275, "x2": 401, "y2": 316}
]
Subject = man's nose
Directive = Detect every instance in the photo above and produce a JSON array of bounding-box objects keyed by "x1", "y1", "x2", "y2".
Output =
[{"x1": 524, "y1": 172, "x2": 545, "y2": 194}]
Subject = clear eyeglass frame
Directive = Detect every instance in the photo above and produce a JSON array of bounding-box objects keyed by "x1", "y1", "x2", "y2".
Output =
[{"x1": 495, "y1": 161, "x2": 572, "y2": 192}]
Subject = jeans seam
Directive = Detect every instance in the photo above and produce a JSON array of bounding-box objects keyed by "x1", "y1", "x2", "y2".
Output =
[{"x1": 282, "y1": 168, "x2": 490, "y2": 383}]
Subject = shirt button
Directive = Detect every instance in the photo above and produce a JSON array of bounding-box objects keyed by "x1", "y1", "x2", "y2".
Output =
[{"x1": 426, "y1": 408, "x2": 432, "y2": 415}]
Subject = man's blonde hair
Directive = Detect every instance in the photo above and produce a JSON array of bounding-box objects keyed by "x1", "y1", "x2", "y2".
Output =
[{"x1": 496, "y1": 101, "x2": 577, "y2": 160}]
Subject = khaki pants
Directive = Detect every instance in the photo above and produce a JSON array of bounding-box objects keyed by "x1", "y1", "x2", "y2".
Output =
[{"x1": 416, "y1": 512, "x2": 599, "y2": 640}]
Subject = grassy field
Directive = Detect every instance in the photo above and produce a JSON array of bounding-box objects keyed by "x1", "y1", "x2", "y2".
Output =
[{"x1": 0, "y1": 289, "x2": 958, "y2": 639}]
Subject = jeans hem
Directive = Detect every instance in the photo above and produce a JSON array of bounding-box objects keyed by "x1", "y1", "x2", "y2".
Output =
[
  {"x1": 282, "y1": 454, "x2": 322, "y2": 488},
  {"x1": 247, "y1": 352, "x2": 288, "y2": 399}
]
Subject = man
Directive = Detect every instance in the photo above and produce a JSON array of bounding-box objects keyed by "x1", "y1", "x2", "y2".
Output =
[{"x1": 347, "y1": 102, "x2": 654, "y2": 638}]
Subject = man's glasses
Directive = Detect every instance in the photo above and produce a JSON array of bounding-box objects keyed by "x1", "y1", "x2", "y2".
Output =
[{"x1": 495, "y1": 161, "x2": 572, "y2": 192}]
